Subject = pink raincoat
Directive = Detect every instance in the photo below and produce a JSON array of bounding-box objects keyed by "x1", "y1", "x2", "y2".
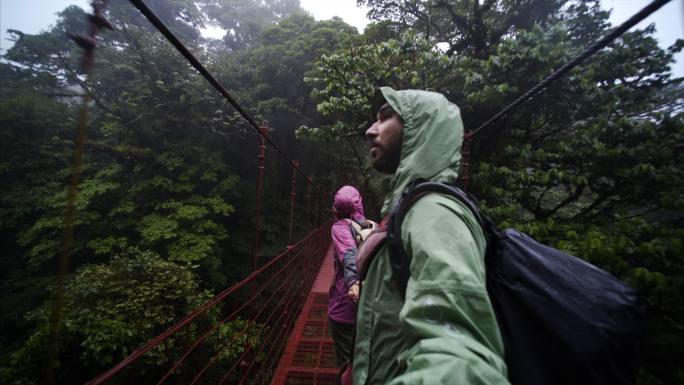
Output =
[{"x1": 328, "y1": 186, "x2": 365, "y2": 324}]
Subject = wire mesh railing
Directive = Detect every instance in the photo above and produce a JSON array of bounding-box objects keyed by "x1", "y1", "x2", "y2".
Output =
[{"x1": 86, "y1": 223, "x2": 331, "y2": 385}]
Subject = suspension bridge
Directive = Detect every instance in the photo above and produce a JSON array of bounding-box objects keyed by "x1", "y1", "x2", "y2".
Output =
[{"x1": 47, "y1": 0, "x2": 674, "y2": 383}]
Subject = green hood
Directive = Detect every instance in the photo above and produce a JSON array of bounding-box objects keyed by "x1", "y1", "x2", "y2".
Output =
[{"x1": 379, "y1": 87, "x2": 464, "y2": 215}]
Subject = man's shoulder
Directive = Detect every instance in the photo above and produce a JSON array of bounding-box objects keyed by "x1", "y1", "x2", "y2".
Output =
[
  {"x1": 401, "y1": 190, "x2": 485, "y2": 248},
  {"x1": 405, "y1": 191, "x2": 474, "y2": 219}
]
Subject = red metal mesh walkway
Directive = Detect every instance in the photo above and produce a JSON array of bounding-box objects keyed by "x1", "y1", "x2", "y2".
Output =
[{"x1": 270, "y1": 244, "x2": 338, "y2": 385}]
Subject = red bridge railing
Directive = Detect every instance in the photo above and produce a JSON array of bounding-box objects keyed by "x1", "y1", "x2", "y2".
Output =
[{"x1": 87, "y1": 224, "x2": 331, "y2": 385}]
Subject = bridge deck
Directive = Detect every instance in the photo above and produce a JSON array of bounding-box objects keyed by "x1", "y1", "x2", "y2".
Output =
[{"x1": 270, "y1": 244, "x2": 339, "y2": 385}]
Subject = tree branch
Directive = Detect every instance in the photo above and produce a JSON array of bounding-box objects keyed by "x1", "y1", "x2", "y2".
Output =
[{"x1": 539, "y1": 184, "x2": 586, "y2": 219}]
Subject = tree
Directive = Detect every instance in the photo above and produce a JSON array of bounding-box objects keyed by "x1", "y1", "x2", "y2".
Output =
[
  {"x1": 204, "y1": 0, "x2": 303, "y2": 50},
  {"x1": 0, "y1": 1, "x2": 348, "y2": 381},
  {"x1": 359, "y1": 0, "x2": 566, "y2": 58},
  {"x1": 0, "y1": 250, "x2": 213, "y2": 385},
  {"x1": 0, "y1": 2, "x2": 248, "y2": 381}
]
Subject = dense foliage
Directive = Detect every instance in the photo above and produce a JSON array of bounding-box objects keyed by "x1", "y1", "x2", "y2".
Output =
[
  {"x1": 0, "y1": 0, "x2": 682, "y2": 384},
  {"x1": 0, "y1": 1, "x2": 338, "y2": 383}
]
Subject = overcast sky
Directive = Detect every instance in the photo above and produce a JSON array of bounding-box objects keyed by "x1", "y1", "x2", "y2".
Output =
[{"x1": 1, "y1": 0, "x2": 682, "y2": 76}]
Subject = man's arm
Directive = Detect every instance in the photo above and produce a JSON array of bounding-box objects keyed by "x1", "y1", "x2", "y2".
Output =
[{"x1": 390, "y1": 194, "x2": 510, "y2": 385}]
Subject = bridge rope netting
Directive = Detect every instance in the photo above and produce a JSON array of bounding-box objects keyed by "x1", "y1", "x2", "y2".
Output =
[
  {"x1": 49, "y1": 0, "x2": 672, "y2": 383},
  {"x1": 87, "y1": 229, "x2": 331, "y2": 385}
]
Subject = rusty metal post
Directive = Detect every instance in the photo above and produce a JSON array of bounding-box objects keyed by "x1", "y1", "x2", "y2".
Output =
[
  {"x1": 49, "y1": 2, "x2": 111, "y2": 384},
  {"x1": 288, "y1": 160, "x2": 300, "y2": 245},
  {"x1": 460, "y1": 130, "x2": 472, "y2": 192},
  {"x1": 305, "y1": 177, "x2": 312, "y2": 228},
  {"x1": 253, "y1": 124, "x2": 268, "y2": 271},
  {"x1": 314, "y1": 185, "x2": 321, "y2": 227}
]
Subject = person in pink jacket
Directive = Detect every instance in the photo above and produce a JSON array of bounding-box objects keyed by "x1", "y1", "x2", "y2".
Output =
[{"x1": 328, "y1": 185, "x2": 365, "y2": 367}]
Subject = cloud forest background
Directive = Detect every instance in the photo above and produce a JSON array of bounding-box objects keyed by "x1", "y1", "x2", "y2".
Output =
[{"x1": 0, "y1": 0, "x2": 682, "y2": 384}]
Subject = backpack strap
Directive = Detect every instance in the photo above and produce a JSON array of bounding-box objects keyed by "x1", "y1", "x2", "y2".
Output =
[
  {"x1": 344, "y1": 218, "x2": 363, "y2": 247},
  {"x1": 387, "y1": 179, "x2": 488, "y2": 296},
  {"x1": 357, "y1": 226, "x2": 387, "y2": 281}
]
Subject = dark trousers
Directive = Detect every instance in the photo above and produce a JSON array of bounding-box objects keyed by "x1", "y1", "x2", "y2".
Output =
[{"x1": 328, "y1": 318, "x2": 354, "y2": 367}]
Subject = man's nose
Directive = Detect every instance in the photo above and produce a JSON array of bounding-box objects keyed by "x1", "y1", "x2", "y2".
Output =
[{"x1": 366, "y1": 122, "x2": 378, "y2": 139}]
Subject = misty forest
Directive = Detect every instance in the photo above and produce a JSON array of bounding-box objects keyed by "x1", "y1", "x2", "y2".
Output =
[{"x1": 0, "y1": 0, "x2": 682, "y2": 384}]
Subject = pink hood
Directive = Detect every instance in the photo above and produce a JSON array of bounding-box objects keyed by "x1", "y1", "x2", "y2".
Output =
[{"x1": 333, "y1": 185, "x2": 365, "y2": 221}]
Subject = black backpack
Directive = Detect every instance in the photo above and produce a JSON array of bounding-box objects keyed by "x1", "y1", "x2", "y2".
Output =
[{"x1": 386, "y1": 180, "x2": 643, "y2": 385}]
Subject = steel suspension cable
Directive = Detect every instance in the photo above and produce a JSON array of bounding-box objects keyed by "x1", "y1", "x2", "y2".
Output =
[
  {"x1": 128, "y1": 0, "x2": 326, "y2": 190},
  {"x1": 469, "y1": 0, "x2": 673, "y2": 139}
]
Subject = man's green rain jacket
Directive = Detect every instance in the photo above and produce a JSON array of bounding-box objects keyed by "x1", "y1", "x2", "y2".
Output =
[{"x1": 353, "y1": 87, "x2": 510, "y2": 385}]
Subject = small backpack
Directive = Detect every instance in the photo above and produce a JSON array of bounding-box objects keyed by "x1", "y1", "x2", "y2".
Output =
[
  {"x1": 386, "y1": 179, "x2": 643, "y2": 385},
  {"x1": 345, "y1": 218, "x2": 378, "y2": 248}
]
